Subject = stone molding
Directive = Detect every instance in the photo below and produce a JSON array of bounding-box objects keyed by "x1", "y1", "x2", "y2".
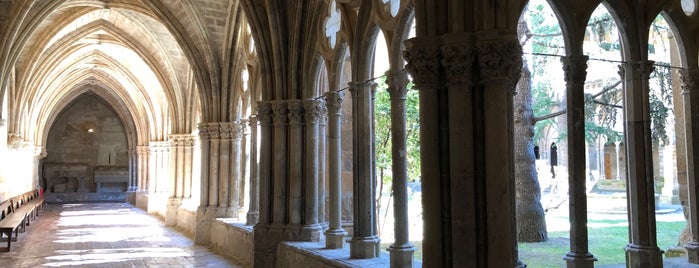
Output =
[
  {"x1": 136, "y1": 145, "x2": 150, "y2": 155},
  {"x1": 385, "y1": 69, "x2": 410, "y2": 99},
  {"x1": 441, "y1": 34, "x2": 476, "y2": 87},
  {"x1": 680, "y1": 68, "x2": 699, "y2": 95},
  {"x1": 403, "y1": 37, "x2": 442, "y2": 89},
  {"x1": 326, "y1": 91, "x2": 344, "y2": 115},
  {"x1": 288, "y1": 100, "x2": 304, "y2": 125},
  {"x1": 304, "y1": 99, "x2": 327, "y2": 124},
  {"x1": 476, "y1": 35, "x2": 522, "y2": 85},
  {"x1": 169, "y1": 134, "x2": 195, "y2": 147},
  {"x1": 272, "y1": 101, "x2": 289, "y2": 125},
  {"x1": 561, "y1": 55, "x2": 589, "y2": 86}
]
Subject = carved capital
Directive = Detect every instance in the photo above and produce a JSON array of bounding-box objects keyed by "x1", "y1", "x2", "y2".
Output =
[
  {"x1": 272, "y1": 101, "x2": 289, "y2": 125},
  {"x1": 232, "y1": 121, "x2": 245, "y2": 139},
  {"x1": 680, "y1": 68, "x2": 699, "y2": 95},
  {"x1": 476, "y1": 35, "x2": 522, "y2": 85},
  {"x1": 219, "y1": 122, "x2": 233, "y2": 139},
  {"x1": 304, "y1": 99, "x2": 326, "y2": 124},
  {"x1": 348, "y1": 81, "x2": 376, "y2": 97},
  {"x1": 441, "y1": 33, "x2": 476, "y2": 87},
  {"x1": 257, "y1": 101, "x2": 273, "y2": 125},
  {"x1": 8, "y1": 133, "x2": 23, "y2": 150},
  {"x1": 561, "y1": 55, "x2": 589, "y2": 85},
  {"x1": 403, "y1": 37, "x2": 442, "y2": 89},
  {"x1": 248, "y1": 115, "x2": 258, "y2": 128},
  {"x1": 207, "y1": 123, "x2": 221, "y2": 139},
  {"x1": 326, "y1": 91, "x2": 344, "y2": 114},
  {"x1": 385, "y1": 69, "x2": 410, "y2": 100},
  {"x1": 288, "y1": 100, "x2": 304, "y2": 125},
  {"x1": 197, "y1": 123, "x2": 210, "y2": 140}
]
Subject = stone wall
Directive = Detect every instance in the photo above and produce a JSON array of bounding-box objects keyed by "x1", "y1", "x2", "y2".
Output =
[{"x1": 210, "y1": 219, "x2": 254, "y2": 267}]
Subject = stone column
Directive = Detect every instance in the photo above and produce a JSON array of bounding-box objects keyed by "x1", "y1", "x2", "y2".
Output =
[
  {"x1": 288, "y1": 100, "x2": 304, "y2": 225},
  {"x1": 271, "y1": 101, "x2": 289, "y2": 224},
  {"x1": 561, "y1": 56, "x2": 597, "y2": 268},
  {"x1": 128, "y1": 149, "x2": 137, "y2": 191},
  {"x1": 349, "y1": 81, "x2": 380, "y2": 259},
  {"x1": 616, "y1": 142, "x2": 622, "y2": 180},
  {"x1": 476, "y1": 33, "x2": 522, "y2": 267},
  {"x1": 230, "y1": 121, "x2": 244, "y2": 217},
  {"x1": 325, "y1": 91, "x2": 347, "y2": 248},
  {"x1": 183, "y1": 136, "x2": 194, "y2": 199},
  {"x1": 207, "y1": 123, "x2": 221, "y2": 209},
  {"x1": 681, "y1": 68, "x2": 699, "y2": 262},
  {"x1": 136, "y1": 145, "x2": 150, "y2": 193},
  {"x1": 247, "y1": 116, "x2": 260, "y2": 225},
  {"x1": 303, "y1": 99, "x2": 325, "y2": 240},
  {"x1": 318, "y1": 103, "x2": 327, "y2": 227},
  {"x1": 621, "y1": 61, "x2": 663, "y2": 267},
  {"x1": 218, "y1": 123, "x2": 232, "y2": 215},
  {"x1": 240, "y1": 119, "x2": 249, "y2": 215},
  {"x1": 194, "y1": 123, "x2": 211, "y2": 245},
  {"x1": 166, "y1": 135, "x2": 184, "y2": 226},
  {"x1": 385, "y1": 69, "x2": 415, "y2": 268},
  {"x1": 257, "y1": 102, "x2": 273, "y2": 225}
]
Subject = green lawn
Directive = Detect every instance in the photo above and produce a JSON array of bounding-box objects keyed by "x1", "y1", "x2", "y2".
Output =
[{"x1": 519, "y1": 220, "x2": 686, "y2": 267}]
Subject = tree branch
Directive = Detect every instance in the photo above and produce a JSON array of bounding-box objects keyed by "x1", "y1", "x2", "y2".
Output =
[
  {"x1": 533, "y1": 108, "x2": 566, "y2": 124},
  {"x1": 590, "y1": 80, "x2": 622, "y2": 99},
  {"x1": 592, "y1": 100, "x2": 623, "y2": 109}
]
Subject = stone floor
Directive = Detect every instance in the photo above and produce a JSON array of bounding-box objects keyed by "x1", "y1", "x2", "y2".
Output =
[{"x1": 0, "y1": 202, "x2": 242, "y2": 268}]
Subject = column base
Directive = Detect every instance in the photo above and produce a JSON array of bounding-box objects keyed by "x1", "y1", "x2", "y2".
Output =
[
  {"x1": 686, "y1": 242, "x2": 699, "y2": 263},
  {"x1": 246, "y1": 211, "x2": 259, "y2": 226},
  {"x1": 625, "y1": 244, "x2": 663, "y2": 268},
  {"x1": 388, "y1": 243, "x2": 415, "y2": 268},
  {"x1": 194, "y1": 206, "x2": 213, "y2": 245},
  {"x1": 349, "y1": 236, "x2": 380, "y2": 259},
  {"x1": 325, "y1": 228, "x2": 347, "y2": 249},
  {"x1": 165, "y1": 197, "x2": 182, "y2": 226},
  {"x1": 563, "y1": 251, "x2": 597, "y2": 268}
]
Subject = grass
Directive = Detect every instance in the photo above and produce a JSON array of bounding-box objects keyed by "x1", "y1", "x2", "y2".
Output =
[{"x1": 519, "y1": 220, "x2": 686, "y2": 267}]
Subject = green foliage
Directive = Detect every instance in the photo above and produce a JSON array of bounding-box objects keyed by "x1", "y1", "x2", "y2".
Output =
[{"x1": 374, "y1": 77, "x2": 421, "y2": 184}]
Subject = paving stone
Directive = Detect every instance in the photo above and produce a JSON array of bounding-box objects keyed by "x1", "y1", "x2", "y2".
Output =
[{"x1": 0, "y1": 203, "x2": 242, "y2": 268}]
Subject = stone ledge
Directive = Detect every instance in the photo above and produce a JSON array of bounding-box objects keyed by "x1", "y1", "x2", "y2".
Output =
[
  {"x1": 210, "y1": 218, "x2": 253, "y2": 267},
  {"x1": 279, "y1": 241, "x2": 397, "y2": 268}
]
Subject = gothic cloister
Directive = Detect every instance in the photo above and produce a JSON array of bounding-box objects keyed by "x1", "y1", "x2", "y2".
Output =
[{"x1": 1, "y1": 0, "x2": 699, "y2": 267}]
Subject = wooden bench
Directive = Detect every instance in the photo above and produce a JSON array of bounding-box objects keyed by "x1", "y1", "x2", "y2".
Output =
[{"x1": 0, "y1": 190, "x2": 45, "y2": 252}]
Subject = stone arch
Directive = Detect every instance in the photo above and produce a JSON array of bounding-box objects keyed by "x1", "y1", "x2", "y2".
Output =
[{"x1": 659, "y1": 7, "x2": 699, "y2": 68}]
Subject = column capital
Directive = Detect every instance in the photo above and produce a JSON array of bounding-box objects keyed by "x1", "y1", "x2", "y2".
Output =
[
  {"x1": 207, "y1": 123, "x2": 221, "y2": 139},
  {"x1": 326, "y1": 91, "x2": 345, "y2": 114},
  {"x1": 620, "y1": 60, "x2": 655, "y2": 80},
  {"x1": 403, "y1": 37, "x2": 442, "y2": 89},
  {"x1": 348, "y1": 80, "x2": 377, "y2": 95},
  {"x1": 288, "y1": 99, "x2": 304, "y2": 125},
  {"x1": 441, "y1": 33, "x2": 476, "y2": 87},
  {"x1": 257, "y1": 101, "x2": 273, "y2": 125},
  {"x1": 168, "y1": 134, "x2": 195, "y2": 147},
  {"x1": 197, "y1": 123, "x2": 210, "y2": 140},
  {"x1": 136, "y1": 145, "x2": 150, "y2": 155},
  {"x1": 232, "y1": 121, "x2": 245, "y2": 139},
  {"x1": 680, "y1": 68, "x2": 699, "y2": 95},
  {"x1": 385, "y1": 69, "x2": 410, "y2": 99},
  {"x1": 219, "y1": 122, "x2": 233, "y2": 139},
  {"x1": 304, "y1": 98, "x2": 327, "y2": 124},
  {"x1": 271, "y1": 100, "x2": 289, "y2": 125},
  {"x1": 561, "y1": 55, "x2": 589, "y2": 86},
  {"x1": 247, "y1": 115, "x2": 258, "y2": 127},
  {"x1": 476, "y1": 34, "x2": 522, "y2": 86}
]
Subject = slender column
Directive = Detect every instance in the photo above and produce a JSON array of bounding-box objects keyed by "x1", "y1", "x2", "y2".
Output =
[
  {"x1": 197, "y1": 123, "x2": 211, "y2": 206},
  {"x1": 148, "y1": 143, "x2": 160, "y2": 194},
  {"x1": 208, "y1": 123, "x2": 221, "y2": 208},
  {"x1": 622, "y1": 61, "x2": 663, "y2": 267},
  {"x1": 176, "y1": 137, "x2": 185, "y2": 198},
  {"x1": 349, "y1": 81, "x2": 380, "y2": 259},
  {"x1": 168, "y1": 137, "x2": 178, "y2": 198},
  {"x1": 476, "y1": 33, "x2": 522, "y2": 267},
  {"x1": 247, "y1": 116, "x2": 260, "y2": 225},
  {"x1": 384, "y1": 69, "x2": 415, "y2": 267},
  {"x1": 318, "y1": 103, "x2": 327, "y2": 227},
  {"x1": 288, "y1": 100, "x2": 304, "y2": 224},
  {"x1": 271, "y1": 101, "x2": 289, "y2": 224},
  {"x1": 183, "y1": 137, "x2": 194, "y2": 199},
  {"x1": 257, "y1": 103, "x2": 273, "y2": 224},
  {"x1": 404, "y1": 36, "x2": 445, "y2": 266},
  {"x1": 325, "y1": 91, "x2": 347, "y2": 248},
  {"x1": 129, "y1": 149, "x2": 137, "y2": 191},
  {"x1": 303, "y1": 99, "x2": 324, "y2": 239},
  {"x1": 219, "y1": 123, "x2": 232, "y2": 214},
  {"x1": 230, "y1": 121, "x2": 244, "y2": 217},
  {"x1": 136, "y1": 146, "x2": 149, "y2": 192},
  {"x1": 681, "y1": 68, "x2": 699, "y2": 263},
  {"x1": 240, "y1": 119, "x2": 249, "y2": 215},
  {"x1": 561, "y1": 56, "x2": 596, "y2": 268},
  {"x1": 616, "y1": 142, "x2": 622, "y2": 180}
]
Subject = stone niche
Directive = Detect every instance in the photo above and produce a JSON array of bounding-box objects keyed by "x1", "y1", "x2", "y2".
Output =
[
  {"x1": 93, "y1": 166, "x2": 129, "y2": 192},
  {"x1": 43, "y1": 163, "x2": 89, "y2": 193}
]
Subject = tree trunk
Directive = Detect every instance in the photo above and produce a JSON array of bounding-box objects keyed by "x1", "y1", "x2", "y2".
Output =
[{"x1": 514, "y1": 59, "x2": 548, "y2": 242}]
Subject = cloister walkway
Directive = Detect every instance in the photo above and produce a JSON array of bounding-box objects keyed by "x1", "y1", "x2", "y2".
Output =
[{"x1": 0, "y1": 202, "x2": 241, "y2": 268}]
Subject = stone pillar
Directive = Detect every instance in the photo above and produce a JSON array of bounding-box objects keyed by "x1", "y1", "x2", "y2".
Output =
[
  {"x1": 475, "y1": 33, "x2": 522, "y2": 268},
  {"x1": 271, "y1": 101, "x2": 289, "y2": 224},
  {"x1": 288, "y1": 100, "x2": 304, "y2": 225},
  {"x1": 404, "y1": 36, "x2": 447, "y2": 266},
  {"x1": 325, "y1": 91, "x2": 347, "y2": 248},
  {"x1": 257, "y1": 102, "x2": 273, "y2": 225},
  {"x1": 247, "y1": 116, "x2": 260, "y2": 225},
  {"x1": 681, "y1": 68, "x2": 699, "y2": 262},
  {"x1": 385, "y1": 69, "x2": 415, "y2": 268},
  {"x1": 615, "y1": 142, "x2": 622, "y2": 180},
  {"x1": 183, "y1": 136, "x2": 194, "y2": 199},
  {"x1": 195, "y1": 123, "x2": 211, "y2": 245},
  {"x1": 318, "y1": 102, "x2": 327, "y2": 227},
  {"x1": 207, "y1": 123, "x2": 221, "y2": 209},
  {"x1": 230, "y1": 121, "x2": 244, "y2": 217},
  {"x1": 218, "y1": 123, "x2": 232, "y2": 215},
  {"x1": 240, "y1": 119, "x2": 249, "y2": 216},
  {"x1": 128, "y1": 149, "x2": 137, "y2": 191},
  {"x1": 136, "y1": 146, "x2": 150, "y2": 193},
  {"x1": 303, "y1": 99, "x2": 325, "y2": 240},
  {"x1": 621, "y1": 61, "x2": 663, "y2": 267},
  {"x1": 561, "y1": 55, "x2": 597, "y2": 268},
  {"x1": 349, "y1": 80, "x2": 380, "y2": 259}
]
